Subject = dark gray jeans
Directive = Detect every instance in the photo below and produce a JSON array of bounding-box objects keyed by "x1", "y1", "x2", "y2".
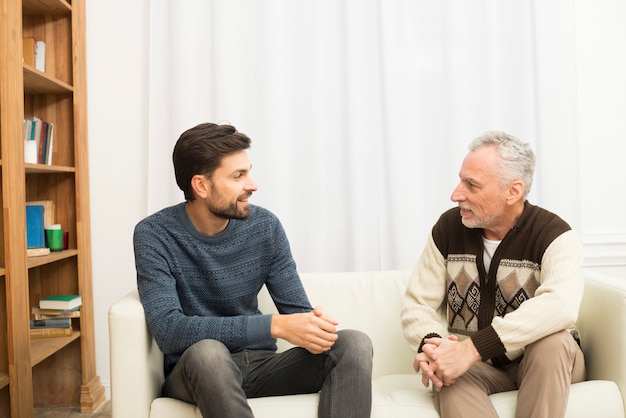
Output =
[{"x1": 163, "y1": 329, "x2": 373, "y2": 418}]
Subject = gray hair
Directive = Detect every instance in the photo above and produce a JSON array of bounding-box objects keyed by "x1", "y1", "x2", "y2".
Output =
[{"x1": 469, "y1": 131, "x2": 536, "y2": 197}]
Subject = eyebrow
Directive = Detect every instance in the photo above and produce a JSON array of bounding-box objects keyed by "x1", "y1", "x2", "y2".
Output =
[
  {"x1": 231, "y1": 164, "x2": 252, "y2": 176},
  {"x1": 461, "y1": 176, "x2": 480, "y2": 185}
]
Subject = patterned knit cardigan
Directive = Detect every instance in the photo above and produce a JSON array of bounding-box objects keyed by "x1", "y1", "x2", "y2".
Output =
[{"x1": 401, "y1": 202, "x2": 584, "y2": 364}]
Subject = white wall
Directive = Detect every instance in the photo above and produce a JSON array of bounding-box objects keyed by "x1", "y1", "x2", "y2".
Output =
[
  {"x1": 575, "y1": 0, "x2": 626, "y2": 272},
  {"x1": 85, "y1": 0, "x2": 626, "y2": 399},
  {"x1": 86, "y1": 0, "x2": 149, "y2": 399}
]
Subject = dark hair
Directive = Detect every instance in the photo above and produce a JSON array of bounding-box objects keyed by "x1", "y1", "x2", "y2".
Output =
[{"x1": 173, "y1": 123, "x2": 251, "y2": 201}]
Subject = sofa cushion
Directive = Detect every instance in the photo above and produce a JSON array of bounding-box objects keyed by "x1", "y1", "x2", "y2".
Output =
[
  {"x1": 374, "y1": 375, "x2": 438, "y2": 418},
  {"x1": 150, "y1": 387, "x2": 391, "y2": 418},
  {"x1": 375, "y1": 374, "x2": 624, "y2": 418},
  {"x1": 149, "y1": 377, "x2": 623, "y2": 418}
]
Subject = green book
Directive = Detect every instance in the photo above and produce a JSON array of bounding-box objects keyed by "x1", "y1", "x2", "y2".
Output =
[{"x1": 39, "y1": 294, "x2": 82, "y2": 310}]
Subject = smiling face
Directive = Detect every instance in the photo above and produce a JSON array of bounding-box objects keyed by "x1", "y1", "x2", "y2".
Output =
[
  {"x1": 203, "y1": 150, "x2": 258, "y2": 221},
  {"x1": 450, "y1": 145, "x2": 521, "y2": 240},
  {"x1": 186, "y1": 149, "x2": 258, "y2": 235}
]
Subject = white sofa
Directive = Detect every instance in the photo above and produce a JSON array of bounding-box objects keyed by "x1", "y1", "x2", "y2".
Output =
[{"x1": 109, "y1": 269, "x2": 626, "y2": 418}]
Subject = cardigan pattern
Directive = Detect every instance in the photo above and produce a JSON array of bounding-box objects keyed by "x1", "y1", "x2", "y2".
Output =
[{"x1": 402, "y1": 201, "x2": 584, "y2": 363}]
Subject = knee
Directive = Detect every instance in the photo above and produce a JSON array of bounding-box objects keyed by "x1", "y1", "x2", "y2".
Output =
[
  {"x1": 523, "y1": 330, "x2": 580, "y2": 367},
  {"x1": 175, "y1": 340, "x2": 243, "y2": 394},
  {"x1": 335, "y1": 329, "x2": 373, "y2": 360},
  {"x1": 526, "y1": 331, "x2": 576, "y2": 355},
  {"x1": 183, "y1": 339, "x2": 232, "y2": 369}
]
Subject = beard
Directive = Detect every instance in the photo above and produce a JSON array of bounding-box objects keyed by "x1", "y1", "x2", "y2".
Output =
[
  {"x1": 207, "y1": 188, "x2": 252, "y2": 221},
  {"x1": 459, "y1": 207, "x2": 503, "y2": 231},
  {"x1": 209, "y1": 202, "x2": 251, "y2": 220},
  {"x1": 461, "y1": 217, "x2": 485, "y2": 229}
]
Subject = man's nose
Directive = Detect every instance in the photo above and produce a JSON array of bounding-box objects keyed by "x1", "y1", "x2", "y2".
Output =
[
  {"x1": 450, "y1": 184, "x2": 464, "y2": 202},
  {"x1": 245, "y1": 177, "x2": 258, "y2": 192}
]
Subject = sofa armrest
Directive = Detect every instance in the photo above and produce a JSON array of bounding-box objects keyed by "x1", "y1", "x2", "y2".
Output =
[
  {"x1": 577, "y1": 269, "x2": 626, "y2": 411},
  {"x1": 109, "y1": 289, "x2": 164, "y2": 418}
]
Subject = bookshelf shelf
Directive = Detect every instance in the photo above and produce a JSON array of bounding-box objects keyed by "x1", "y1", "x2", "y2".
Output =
[
  {"x1": 23, "y1": 65, "x2": 73, "y2": 94},
  {"x1": 27, "y1": 249, "x2": 78, "y2": 269},
  {"x1": 31, "y1": 331, "x2": 81, "y2": 366},
  {"x1": 23, "y1": 0, "x2": 71, "y2": 16},
  {"x1": 1, "y1": 0, "x2": 104, "y2": 415},
  {"x1": 25, "y1": 163, "x2": 75, "y2": 174}
]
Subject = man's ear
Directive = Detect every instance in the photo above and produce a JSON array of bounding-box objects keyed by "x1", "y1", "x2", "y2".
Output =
[
  {"x1": 507, "y1": 180, "x2": 525, "y2": 205},
  {"x1": 191, "y1": 175, "x2": 210, "y2": 199}
]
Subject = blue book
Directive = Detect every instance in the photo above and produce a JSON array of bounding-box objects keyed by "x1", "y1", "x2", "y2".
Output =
[
  {"x1": 26, "y1": 204, "x2": 45, "y2": 248},
  {"x1": 30, "y1": 318, "x2": 71, "y2": 329}
]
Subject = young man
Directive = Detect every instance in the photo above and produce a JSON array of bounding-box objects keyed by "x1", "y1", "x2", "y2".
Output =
[
  {"x1": 401, "y1": 131, "x2": 586, "y2": 418},
  {"x1": 134, "y1": 123, "x2": 373, "y2": 418}
]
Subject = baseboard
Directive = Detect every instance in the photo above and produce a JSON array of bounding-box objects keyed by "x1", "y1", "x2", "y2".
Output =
[{"x1": 102, "y1": 379, "x2": 111, "y2": 401}]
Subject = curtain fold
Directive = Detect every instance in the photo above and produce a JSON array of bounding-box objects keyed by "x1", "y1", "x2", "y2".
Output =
[{"x1": 146, "y1": 0, "x2": 580, "y2": 272}]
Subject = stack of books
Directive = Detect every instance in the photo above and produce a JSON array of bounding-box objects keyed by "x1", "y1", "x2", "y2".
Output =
[
  {"x1": 23, "y1": 116, "x2": 55, "y2": 165},
  {"x1": 30, "y1": 295, "x2": 82, "y2": 339}
]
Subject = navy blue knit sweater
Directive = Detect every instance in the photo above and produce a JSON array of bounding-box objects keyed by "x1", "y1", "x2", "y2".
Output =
[{"x1": 133, "y1": 203, "x2": 312, "y2": 377}]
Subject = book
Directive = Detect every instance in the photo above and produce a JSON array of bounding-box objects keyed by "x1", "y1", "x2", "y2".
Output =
[
  {"x1": 38, "y1": 122, "x2": 47, "y2": 163},
  {"x1": 39, "y1": 295, "x2": 82, "y2": 310},
  {"x1": 27, "y1": 247, "x2": 51, "y2": 257},
  {"x1": 31, "y1": 306, "x2": 81, "y2": 320},
  {"x1": 26, "y1": 204, "x2": 45, "y2": 248},
  {"x1": 35, "y1": 40, "x2": 46, "y2": 72},
  {"x1": 24, "y1": 116, "x2": 40, "y2": 163},
  {"x1": 23, "y1": 117, "x2": 32, "y2": 141},
  {"x1": 45, "y1": 122, "x2": 55, "y2": 165},
  {"x1": 24, "y1": 138, "x2": 37, "y2": 164},
  {"x1": 30, "y1": 318, "x2": 71, "y2": 329},
  {"x1": 32, "y1": 116, "x2": 43, "y2": 151},
  {"x1": 23, "y1": 37, "x2": 37, "y2": 67},
  {"x1": 30, "y1": 327, "x2": 73, "y2": 339},
  {"x1": 26, "y1": 200, "x2": 55, "y2": 228},
  {"x1": 32, "y1": 305, "x2": 81, "y2": 315}
]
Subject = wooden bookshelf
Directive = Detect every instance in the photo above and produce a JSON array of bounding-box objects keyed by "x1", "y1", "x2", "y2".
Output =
[
  {"x1": 0, "y1": 0, "x2": 105, "y2": 415},
  {"x1": 0, "y1": 373, "x2": 9, "y2": 389}
]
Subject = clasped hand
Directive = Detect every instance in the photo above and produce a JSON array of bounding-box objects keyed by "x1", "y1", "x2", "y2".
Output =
[
  {"x1": 271, "y1": 306, "x2": 339, "y2": 354},
  {"x1": 413, "y1": 335, "x2": 480, "y2": 392}
]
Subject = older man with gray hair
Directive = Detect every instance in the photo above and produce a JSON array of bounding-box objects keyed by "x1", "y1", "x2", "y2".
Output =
[{"x1": 402, "y1": 131, "x2": 586, "y2": 418}]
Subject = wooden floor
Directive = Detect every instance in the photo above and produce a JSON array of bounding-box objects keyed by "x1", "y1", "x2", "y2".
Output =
[{"x1": 34, "y1": 401, "x2": 111, "y2": 418}]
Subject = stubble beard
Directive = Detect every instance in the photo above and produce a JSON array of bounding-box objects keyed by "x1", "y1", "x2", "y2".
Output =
[
  {"x1": 460, "y1": 208, "x2": 502, "y2": 232},
  {"x1": 208, "y1": 190, "x2": 252, "y2": 221}
]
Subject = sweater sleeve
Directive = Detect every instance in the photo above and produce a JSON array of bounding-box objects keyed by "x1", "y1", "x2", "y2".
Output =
[
  {"x1": 401, "y1": 234, "x2": 450, "y2": 351},
  {"x1": 485, "y1": 229, "x2": 584, "y2": 356},
  {"x1": 263, "y1": 219, "x2": 313, "y2": 314}
]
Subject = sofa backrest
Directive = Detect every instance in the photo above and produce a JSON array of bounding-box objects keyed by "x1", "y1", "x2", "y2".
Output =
[{"x1": 258, "y1": 269, "x2": 416, "y2": 379}]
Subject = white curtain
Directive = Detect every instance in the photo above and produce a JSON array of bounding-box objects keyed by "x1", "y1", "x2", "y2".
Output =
[{"x1": 145, "y1": 0, "x2": 580, "y2": 273}]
